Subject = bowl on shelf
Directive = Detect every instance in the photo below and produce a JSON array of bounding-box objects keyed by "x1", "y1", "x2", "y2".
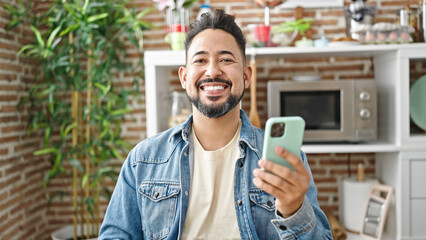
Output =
[{"x1": 247, "y1": 24, "x2": 298, "y2": 47}]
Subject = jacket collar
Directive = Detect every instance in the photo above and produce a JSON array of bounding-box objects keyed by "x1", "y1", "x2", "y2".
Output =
[
  {"x1": 168, "y1": 109, "x2": 260, "y2": 152},
  {"x1": 168, "y1": 114, "x2": 193, "y2": 143},
  {"x1": 238, "y1": 109, "x2": 260, "y2": 149}
]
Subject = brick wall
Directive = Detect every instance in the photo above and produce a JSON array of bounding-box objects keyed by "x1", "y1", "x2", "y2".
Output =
[
  {"x1": 0, "y1": 0, "x2": 421, "y2": 239},
  {"x1": 0, "y1": 0, "x2": 52, "y2": 239}
]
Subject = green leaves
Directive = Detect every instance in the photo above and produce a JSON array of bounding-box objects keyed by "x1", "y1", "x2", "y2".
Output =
[
  {"x1": 87, "y1": 13, "x2": 108, "y2": 23},
  {"x1": 81, "y1": 173, "x2": 89, "y2": 189},
  {"x1": 136, "y1": 7, "x2": 153, "y2": 20},
  {"x1": 5, "y1": 18, "x2": 22, "y2": 30},
  {"x1": 30, "y1": 25, "x2": 45, "y2": 48},
  {"x1": 4, "y1": 0, "x2": 32, "y2": 30},
  {"x1": 272, "y1": 18, "x2": 315, "y2": 35},
  {"x1": 4, "y1": 0, "x2": 154, "y2": 224},
  {"x1": 94, "y1": 82, "x2": 111, "y2": 95},
  {"x1": 110, "y1": 108, "x2": 132, "y2": 116},
  {"x1": 47, "y1": 26, "x2": 62, "y2": 48},
  {"x1": 18, "y1": 25, "x2": 64, "y2": 59},
  {"x1": 82, "y1": 0, "x2": 90, "y2": 14},
  {"x1": 61, "y1": 122, "x2": 78, "y2": 138},
  {"x1": 182, "y1": 0, "x2": 197, "y2": 8},
  {"x1": 116, "y1": 6, "x2": 155, "y2": 49},
  {"x1": 34, "y1": 147, "x2": 58, "y2": 156},
  {"x1": 59, "y1": 24, "x2": 79, "y2": 37},
  {"x1": 17, "y1": 44, "x2": 36, "y2": 56}
]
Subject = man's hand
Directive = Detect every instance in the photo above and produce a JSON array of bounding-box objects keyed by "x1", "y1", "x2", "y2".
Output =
[{"x1": 253, "y1": 146, "x2": 310, "y2": 218}]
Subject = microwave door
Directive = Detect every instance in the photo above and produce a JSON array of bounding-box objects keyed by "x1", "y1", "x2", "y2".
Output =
[
  {"x1": 303, "y1": 85, "x2": 355, "y2": 142},
  {"x1": 268, "y1": 81, "x2": 355, "y2": 142}
]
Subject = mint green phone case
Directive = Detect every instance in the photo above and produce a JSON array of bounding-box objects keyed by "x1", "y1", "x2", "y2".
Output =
[{"x1": 262, "y1": 117, "x2": 305, "y2": 171}]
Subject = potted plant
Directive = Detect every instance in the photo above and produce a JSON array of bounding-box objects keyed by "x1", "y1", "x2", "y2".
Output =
[
  {"x1": 4, "y1": 0, "x2": 153, "y2": 239},
  {"x1": 271, "y1": 18, "x2": 315, "y2": 47},
  {"x1": 153, "y1": 0, "x2": 197, "y2": 50}
]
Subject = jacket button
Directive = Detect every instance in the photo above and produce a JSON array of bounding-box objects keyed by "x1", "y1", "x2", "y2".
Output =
[
  {"x1": 279, "y1": 225, "x2": 287, "y2": 231},
  {"x1": 267, "y1": 201, "x2": 273, "y2": 207},
  {"x1": 184, "y1": 152, "x2": 188, "y2": 157},
  {"x1": 238, "y1": 161, "x2": 243, "y2": 168},
  {"x1": 185, "y1": 191, "x2": 188, "y2": 196},
  {"x1": 237, "y1": 200, "x2": 242, "y2": 206},
  {"x1": 154, "y1": 192, "x2": 159, "y2": 198}
]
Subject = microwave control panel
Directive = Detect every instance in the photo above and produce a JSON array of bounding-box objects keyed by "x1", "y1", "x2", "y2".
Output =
[{"x1": 354, "y1": 81, "x2": 377, "y2": 140}]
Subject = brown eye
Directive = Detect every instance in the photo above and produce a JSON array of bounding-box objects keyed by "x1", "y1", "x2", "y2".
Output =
[
  {"x1": 193, "y1": 59, "x2": 205, "y2": 64},
  {"x1": 220, "y1": 58, "x2": 234, "y2": 63}
]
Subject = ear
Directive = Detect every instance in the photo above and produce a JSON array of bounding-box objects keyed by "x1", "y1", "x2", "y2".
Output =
[
  {"x1": 244, "y1": 64, "x2": 253, "y2": 89},
  {"x1": 178, "y1": 66, "x2": 187, "y2": 89}
]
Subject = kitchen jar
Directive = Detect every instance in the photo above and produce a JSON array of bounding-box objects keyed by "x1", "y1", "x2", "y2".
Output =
[
  {"x1": 344, "y1": 0, "x2": 376, "y2": 40},
  {"x1": 168, "y1": 91, "x2": 192, "y2": 128}
]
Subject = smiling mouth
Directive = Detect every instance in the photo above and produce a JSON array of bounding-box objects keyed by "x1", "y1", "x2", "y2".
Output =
[
  {"x1": 199, "y1": 83, "x2": 228, "y2": 102},
  {"x1": 200, "y1": 85, "x2": 227, "y2": 91},
  {"x1": 196, "y1": 78, "x2": 232, "y2": 89},
  {"x1": 196, "y1": 79, "x2": 232, "y2": 101}
]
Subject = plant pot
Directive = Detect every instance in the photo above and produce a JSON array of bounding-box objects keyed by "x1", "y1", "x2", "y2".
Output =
[{"x1": 51, "y1": 224, "x2": 98, "y2": 240}]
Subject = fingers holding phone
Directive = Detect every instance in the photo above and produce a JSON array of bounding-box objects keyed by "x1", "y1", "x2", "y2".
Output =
[
  {"x1": 253, "y1": 117, "x2": 310, "y2": 217},
  {"x1": 253, "y1": 147, "x2": 310, "y2": 218}
]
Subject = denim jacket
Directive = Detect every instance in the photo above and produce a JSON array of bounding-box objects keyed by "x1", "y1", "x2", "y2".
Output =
[{"x1": 99, "y1": 110, "x2": 332, "y2": 240}]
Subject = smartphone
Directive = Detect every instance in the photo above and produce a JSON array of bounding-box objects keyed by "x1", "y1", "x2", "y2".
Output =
[{"x1": 262, "y1": 117, "x2": 305, "y2": 171}]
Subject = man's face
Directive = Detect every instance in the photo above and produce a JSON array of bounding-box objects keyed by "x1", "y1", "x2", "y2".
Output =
[{"x1": 179, "y1": 29, "x2": 251, "y2": 118}]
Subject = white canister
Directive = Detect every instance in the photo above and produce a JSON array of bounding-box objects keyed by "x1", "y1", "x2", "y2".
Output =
[{"x1": 341, "y1": 177, "x2": 379, "y2": 233}]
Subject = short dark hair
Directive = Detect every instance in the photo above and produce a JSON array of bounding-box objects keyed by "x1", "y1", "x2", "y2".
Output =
[{"x1": 185, "y1": 9, "x2": 246, "y2": 61}]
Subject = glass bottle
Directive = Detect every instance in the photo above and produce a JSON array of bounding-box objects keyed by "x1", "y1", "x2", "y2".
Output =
[
  {"x1": 418, "y1": 0, "x2": 426, "y2": 42},
  {"x1": 197, "y1": 4, "x2": 211, "y2": 20},
  {"x1": 168, "y1": 91, "x2": 192, "y2": 128},
  {"x1": 165, "y1": 8, "x2": 189, "y2": 50}
]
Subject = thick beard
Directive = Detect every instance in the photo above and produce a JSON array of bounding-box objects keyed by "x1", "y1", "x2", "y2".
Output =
[{"x1": 187, "y1": 79, "x2": 245, "y2": 119}]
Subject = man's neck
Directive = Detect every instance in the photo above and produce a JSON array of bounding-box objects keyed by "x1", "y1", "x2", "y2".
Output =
[{"x1": 192, "y1": 108, "x2": 241, "y2": 151}]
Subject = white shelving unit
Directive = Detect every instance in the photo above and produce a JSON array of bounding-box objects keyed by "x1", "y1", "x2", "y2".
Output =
[
  {"x1": 144, "y1": 43, "x2": 426, "y2": 239},
  {"x1": 144, "y1": 44, "x2": 426, "y2": 152}
]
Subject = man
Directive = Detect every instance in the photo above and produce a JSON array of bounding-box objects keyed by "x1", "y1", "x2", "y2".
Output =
[{"x1": 99, "y1": 9, "x2": 332, "y2": 239}]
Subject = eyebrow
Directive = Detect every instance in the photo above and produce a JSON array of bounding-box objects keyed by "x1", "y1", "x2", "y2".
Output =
[{"x1": 191, "y1": 50, "x2": 237, "y2": 59}]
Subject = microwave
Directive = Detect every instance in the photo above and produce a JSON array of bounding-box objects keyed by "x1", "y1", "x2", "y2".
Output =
[{"x1": 267, "y1": 80, "x2": 377, "y2": 142}]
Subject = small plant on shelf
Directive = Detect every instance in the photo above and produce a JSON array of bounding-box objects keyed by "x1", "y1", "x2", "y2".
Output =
[{"x1": 272, "y1": 18, "x2": 315, "y2": 47}]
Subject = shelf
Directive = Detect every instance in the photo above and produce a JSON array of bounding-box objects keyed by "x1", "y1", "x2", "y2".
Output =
[
  {"x1": 245, "y1": 43, "x2": 426, "y2": 58},
  {"x1": 144, "y1": 43, "x2": 426, "y2": 65},
  {"x1": 245, "y1": 44, "x2": 399, "y2": 58},
  {"x1": 302, "y1": 141, "x2": 399, "y2": 153},
  {"x1": 346, "y1": 231, "x2": 394, "y2": 240}
]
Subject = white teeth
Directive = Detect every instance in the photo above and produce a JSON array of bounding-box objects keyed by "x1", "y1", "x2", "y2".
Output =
[{"x1": 204, "y1": 86, "x2": 224, "y2": 91}]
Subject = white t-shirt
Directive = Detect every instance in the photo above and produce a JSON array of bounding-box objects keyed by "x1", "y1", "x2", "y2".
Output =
[{"x1": 181, "y1": 121, "x2": 242, "y2": 240}]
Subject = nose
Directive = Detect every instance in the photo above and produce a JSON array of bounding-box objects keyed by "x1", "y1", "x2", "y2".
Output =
[{"x1": 204, "y1": 61, "x2": 222, "y2": 79}]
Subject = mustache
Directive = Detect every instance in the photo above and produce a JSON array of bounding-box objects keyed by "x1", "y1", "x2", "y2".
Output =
[{"x1": 196, "y1": 78, "x2": 232, "y2": 89}]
